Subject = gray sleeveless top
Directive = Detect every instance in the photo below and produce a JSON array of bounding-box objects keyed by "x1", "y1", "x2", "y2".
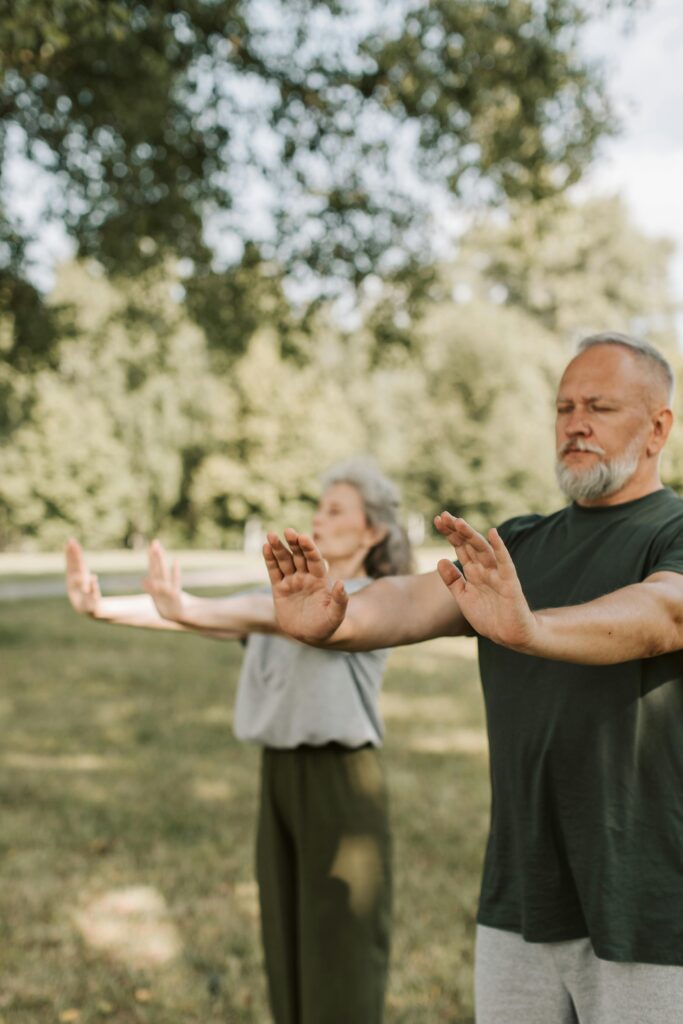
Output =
[{"x1": 233, "y1": 579, "x2": 387, "y2": 748}]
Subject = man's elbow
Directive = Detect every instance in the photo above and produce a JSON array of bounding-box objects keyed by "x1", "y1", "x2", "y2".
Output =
[{"x1": 649, "y1": 600, "x2": 683, "y2": 657}]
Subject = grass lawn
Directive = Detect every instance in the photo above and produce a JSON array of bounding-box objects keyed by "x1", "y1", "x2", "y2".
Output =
[{"x1": 0, "y1": 598, "x2": 489, "y2": 1023}]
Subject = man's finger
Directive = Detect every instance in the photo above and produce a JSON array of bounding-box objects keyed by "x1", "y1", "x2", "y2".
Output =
[
  {"x1": 293, "y1": 533, "x2": 330, "y2": 579},
  {"x1": 488, "y1": 528, "x2": 518, "y2": 578},
  {"x1": 433, "y1": 513, "x2": 468, "y2": 548},
  {"x1": 330, "y1": 579, "x2": 349, "y2": 607},
  {"x1": 437, "y1": 558, "x2": 466, "y2": 595},
  {"x1": 284, "y1": 529, "x2": 309, "y2": 574},
  {"x1": 263, "y1": 543, "x2": 284, "y2": 583},
  {"x1": 266, "y1": 533, "x2": 296, "y2": 576},
  {"x1": 462, "y1": 539, "x2": 497, "y2": 570},
  {"x1": 450, "y1": 517, "x2": 492, "y2": 554}
]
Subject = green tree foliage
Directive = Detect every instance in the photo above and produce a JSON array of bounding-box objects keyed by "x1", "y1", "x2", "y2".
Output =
[
  {"x1": 186, "y1": 327, "x2": 367, "y2": 542},
  {"x1": 456, "y1": 194, "x2": 678, "y2": 344},
  {"x1": 1, "y1": 0, "x2": 635, "y2": 363},
  {"x1": 348, "y1": 302, "x2": 565, "y2": 527},
  {"x1": 0, "y1": 262, "x2": 224, "y2": 547},
  {"x1": 0, "y1": 193, "x2": 678, "y2": 550}
]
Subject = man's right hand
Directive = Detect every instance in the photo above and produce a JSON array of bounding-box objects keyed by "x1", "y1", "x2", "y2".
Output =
[
  {"x1": 263, "y1": 528, "x2": 349, "y2": 643},
  {"x1": 65, "y1": 538, "x2": 102, "y2": 617}
]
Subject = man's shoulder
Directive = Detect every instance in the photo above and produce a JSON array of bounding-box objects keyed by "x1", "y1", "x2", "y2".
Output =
[{"x1": 497, "y1": 510, "x2": 560, "y2": 540}]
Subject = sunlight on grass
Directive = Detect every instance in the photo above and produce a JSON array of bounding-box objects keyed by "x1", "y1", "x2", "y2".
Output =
[
  {"x1": 381, "y1": 691, "x2": 464, "y2": 722},
  {"x1": 233, "y1": 881, "x2": 260, "y2": 921},
  {"x1": 192, "y1": 777, "x2": 234, "y2": 803},
  {"x1": 74, "y1": 886, "x2": 182, "y2": 968},
  {"x1": 1, "y1": 598, "x2": 488, "y2": 1022},
  {"x1": 407, "y1": 728, "x2": 488, "y2": 756},
  {"x1": 4, "y1": 752, "x2": 126, "y2": 772}
]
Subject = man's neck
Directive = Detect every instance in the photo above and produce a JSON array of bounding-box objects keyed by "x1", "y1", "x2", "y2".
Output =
[{"x1": 576, "y1": 476, "x2": 664, "y2": 509}]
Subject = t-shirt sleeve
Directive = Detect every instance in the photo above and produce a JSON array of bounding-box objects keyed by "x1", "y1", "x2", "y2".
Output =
[
  {"x1": 646, "y1": 518, "x2": 683, "y2": 577},
  {"x1": 496, "y1": 513, "x2": 545, "y2": 549},
  {"x1": 452, "y1": 514, "x2": 541, "y2": 573}
]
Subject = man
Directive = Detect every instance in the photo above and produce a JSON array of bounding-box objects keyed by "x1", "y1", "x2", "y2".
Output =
[{"x1": 263, "y1": 333, "x2": 683, "y2": 1024}]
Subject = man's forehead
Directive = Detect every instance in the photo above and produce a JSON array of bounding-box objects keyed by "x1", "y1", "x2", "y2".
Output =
[
  {"x1": 556, "y1": 389, "x2": 620, "y2": 403},
  {"x1": 558, "y1": 347, "x2": 643, "y2": 396}
]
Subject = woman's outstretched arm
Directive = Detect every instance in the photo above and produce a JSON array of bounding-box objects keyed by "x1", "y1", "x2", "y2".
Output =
[
  {"x1": 143, "y1": 540, "x2": 280, "y2": 639},
  {"x1": 65, "y1": 538, "x2": 189, "y2": 630},
  {"x1": 65, "y1": 539, "x2": 239, "y2": 639}
]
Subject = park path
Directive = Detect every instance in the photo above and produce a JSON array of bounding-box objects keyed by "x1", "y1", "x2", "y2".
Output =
[
  {"x1": 0, "y1": 566, "x2": 268, "y2": 602},
  {"x1": 0, "y1": 549, "x2": 442, "y2": 602}
]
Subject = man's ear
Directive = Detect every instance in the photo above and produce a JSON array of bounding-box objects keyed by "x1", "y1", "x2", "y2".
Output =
[{"x1": 647, "y1": 407, "x2": 674, "y2": 456}]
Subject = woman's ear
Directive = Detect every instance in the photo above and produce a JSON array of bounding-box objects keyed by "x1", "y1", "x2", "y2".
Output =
[{"x1": 367, "y1": 524, "x2": 389, "y2": 548}]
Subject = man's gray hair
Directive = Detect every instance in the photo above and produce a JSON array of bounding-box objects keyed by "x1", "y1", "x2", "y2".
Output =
[
  {"x1": 321, "y1": 458, "x2": 413, "y2": 577},
  {"x1": 577, "y1": 331, "x2": 674, "y2": 403}
]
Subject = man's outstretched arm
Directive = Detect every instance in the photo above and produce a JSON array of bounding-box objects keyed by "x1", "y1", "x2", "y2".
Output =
[
  {"x1": 434, "y1": 513, "x2": 683, "y2": 664},
  {"x1": 263, "y1": 529, "x2": 468, "y2": 650},
  {"x1": 266, "y1": 514, "x2": 683, "y2": 661}
]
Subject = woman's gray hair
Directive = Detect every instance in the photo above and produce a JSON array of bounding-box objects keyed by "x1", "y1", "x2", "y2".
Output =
[
  {"x1": 320, "y1": 459, "x2": 414, "y2": 578},
  {"x1": 577, "y1": 331, "x2": 674, "y2": 403}
]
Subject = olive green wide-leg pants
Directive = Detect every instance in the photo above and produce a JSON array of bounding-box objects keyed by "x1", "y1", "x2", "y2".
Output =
[{"x1": 256, "y1": 744, "x2": 392, "y2": 1024}]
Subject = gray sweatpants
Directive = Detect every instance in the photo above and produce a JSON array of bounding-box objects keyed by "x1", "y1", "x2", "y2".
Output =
[{"x1": 475, "y1": 924, "x2": 683, "y2": 1024}]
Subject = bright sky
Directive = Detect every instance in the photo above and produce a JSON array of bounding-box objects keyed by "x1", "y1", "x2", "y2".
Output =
[{"x1": 580, "y1": 0, "x2": 683, "y2": 338}]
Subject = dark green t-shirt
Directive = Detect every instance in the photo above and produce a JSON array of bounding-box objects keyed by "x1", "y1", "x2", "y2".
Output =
[{"x1": 477, "y1": 487, "x2": 683, "y2": 966}]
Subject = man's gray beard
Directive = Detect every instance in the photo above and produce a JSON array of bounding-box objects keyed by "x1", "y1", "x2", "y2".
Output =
[{"x1": 555, "y1": 438, "x2": 642, "y2": 503}]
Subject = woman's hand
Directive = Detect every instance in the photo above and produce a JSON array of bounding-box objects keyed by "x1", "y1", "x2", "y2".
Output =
[
  {"x1": 143, "y1": 540, "x2": 186, "y2": 621},
  {"x1": 263, "y1": 529, "x2": 349, "y2": 643},
  {"x1": 65, "y1": 538, "x2": 103, "y2": 617}
]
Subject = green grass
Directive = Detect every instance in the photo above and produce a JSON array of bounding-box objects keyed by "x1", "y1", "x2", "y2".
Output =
[{"x1": 0, "y1": 600, "x2": 489, "y2": 1024}]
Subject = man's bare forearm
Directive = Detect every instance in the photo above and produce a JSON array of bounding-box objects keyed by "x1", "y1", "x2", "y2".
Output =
[
  {"x1": 318, "y1": 572, "x2": 468, "y2": 651},
  {"x1": 517, "y1": 572, "x2": 683, "y2": 664}
]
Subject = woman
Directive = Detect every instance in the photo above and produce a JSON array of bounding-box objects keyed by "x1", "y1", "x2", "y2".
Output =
[{"x1": 66, "y1": 460, "x2": 412, "y2": 1024}]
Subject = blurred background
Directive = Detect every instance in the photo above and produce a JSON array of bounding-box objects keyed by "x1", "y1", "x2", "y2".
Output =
[
  {"x1": 3, "y1": 0, "x2": 683, "y2": 558},
  {"x1": 2, "y1": 2, "x2": 683, "y2": 1022}
]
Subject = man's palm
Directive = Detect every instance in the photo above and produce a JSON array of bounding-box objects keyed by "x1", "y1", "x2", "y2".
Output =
[{"x1": 265, "y1": 530, "x2": 348, "y2": 643}]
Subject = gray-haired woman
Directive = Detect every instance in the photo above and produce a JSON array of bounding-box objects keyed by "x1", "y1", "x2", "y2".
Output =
[{"x1": 66, "y1": 460, "x2": 412, "y2": 1024}]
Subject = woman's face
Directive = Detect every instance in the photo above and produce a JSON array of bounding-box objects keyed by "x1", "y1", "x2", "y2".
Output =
[{"x1": 312, "y1": 483, "x2": 379, "y2": 566}]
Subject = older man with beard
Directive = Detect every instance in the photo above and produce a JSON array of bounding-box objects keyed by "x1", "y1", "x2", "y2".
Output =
[{"x1": 264, "y1": 332, "x2": 683, "y2": 1024}]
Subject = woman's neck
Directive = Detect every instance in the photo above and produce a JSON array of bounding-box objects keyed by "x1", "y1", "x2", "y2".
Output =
[{"x1": 326, "y1": 553, "x2": 367, "y2": 581}]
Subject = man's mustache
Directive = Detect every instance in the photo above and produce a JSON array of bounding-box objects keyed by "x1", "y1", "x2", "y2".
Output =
[{"x1": 558, "y1": 439, "x2": 607, "y2": 457}]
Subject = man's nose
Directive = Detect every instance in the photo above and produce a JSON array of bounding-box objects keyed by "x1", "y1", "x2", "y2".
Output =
[{"x1": 565, "y1": 409, "x2": 591, "y2": 435}]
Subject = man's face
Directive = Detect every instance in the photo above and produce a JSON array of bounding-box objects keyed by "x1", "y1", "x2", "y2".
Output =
[{"x1": 555, "y1": 345, "x2": 654, "y2": 503}]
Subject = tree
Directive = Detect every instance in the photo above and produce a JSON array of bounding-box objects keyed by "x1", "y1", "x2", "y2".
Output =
[
  {"x1": 1, "y1": 0, "x2": 636, "y2": 363},
  {"x1": 455, "y1": 194, "x2": 678, "y2": 346},
  {"x1": 0, "y1": 261, "x2": 225, "y2": 547},
  {"x1": 2, "y1": 192, "x2": 677, "y2": 551},
  {"x1": 347, "y1": 193, "x2": 681, "y2": 527}
]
